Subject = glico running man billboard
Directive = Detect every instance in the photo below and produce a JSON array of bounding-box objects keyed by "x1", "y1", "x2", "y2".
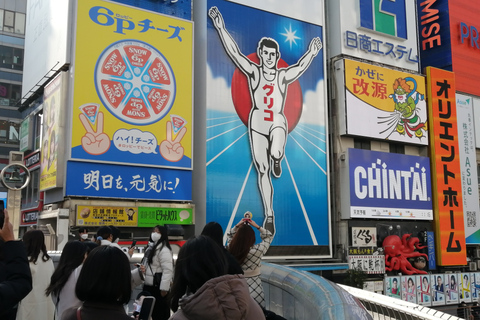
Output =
[{"x1": 206, "y1": 0, "x2": 330, "y2": 256}]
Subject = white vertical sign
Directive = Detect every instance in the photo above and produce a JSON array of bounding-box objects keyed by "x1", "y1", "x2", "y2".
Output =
[{"x1": 456, "y1": 93, "x2": 480, "y2": 244}]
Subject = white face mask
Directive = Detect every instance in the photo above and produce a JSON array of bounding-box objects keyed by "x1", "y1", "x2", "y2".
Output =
[
  {"x1": 151, "y1": 232, "x2": 161, "y2": 242},
  {"x1": 81, "y1": 234, "x2": 88, "y2": 240}
]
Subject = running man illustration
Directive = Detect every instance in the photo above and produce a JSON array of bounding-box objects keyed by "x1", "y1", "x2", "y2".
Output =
[{"x1": 209, "y1": 6, "x2": 322, "y2": 235}]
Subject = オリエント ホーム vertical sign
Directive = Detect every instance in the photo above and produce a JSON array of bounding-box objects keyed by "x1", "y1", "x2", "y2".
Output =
[{"x1": 426, "y1": 67, "x2": 466, "y2": 266}]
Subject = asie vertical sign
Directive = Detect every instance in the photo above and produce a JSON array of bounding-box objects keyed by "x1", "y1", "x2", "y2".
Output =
[{"x1": 426, "y1": 67, "x2": 466, "y2": 266}]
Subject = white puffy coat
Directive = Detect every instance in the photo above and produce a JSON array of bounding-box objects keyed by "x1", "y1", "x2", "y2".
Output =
[{"x1": 144, "y1": 243, "x2": 173, "y2": 292}]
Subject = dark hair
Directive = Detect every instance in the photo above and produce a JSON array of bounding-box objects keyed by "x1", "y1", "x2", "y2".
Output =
[
  {"x1": 423, "y1": 276, "x2": 428, "y2": 283},
  {"x1": 46, "y1": 241, "x2": 87, "y2": 297},
  {"x1": 75, "y1": 246, "x2": 131, "y2": 305},
  {"x1": 84, "y1": 241, "x2": 99, "y2": 254},
  {"x1": 227, "y1": 223, "x2": 255, "y2": 264},
  {"x1": 258, "y1": 37, "x2": 279, "y2": 53},
  {"x1": 109, "y1": 225, "x2": 121, "y2": 242},
  {"x1": 201, "y1": 222, "x2": 224, "y2": 247},
  {"x1": 393, "y1": 278, "x2": 397, "y2": 283},
  {"x1": 79, "y1": 227, "x2": 89, "y2": 234},
  {"x1": 23, "y1": 229, "x2": 50, "y2": 264},
  {"x1": 96, "y1": 226, "x2": 112, "y2": 245},
  {"x1": 170, "y1": 236, "x2": 227, "y2": 311},
  {"x1": 146, "y1": 225, "x2": 172, "y2": 265}
]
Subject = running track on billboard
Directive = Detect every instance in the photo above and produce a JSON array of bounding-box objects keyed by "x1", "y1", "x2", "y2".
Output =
[{"x1": 206, "y1": 110, "x2": 329, "y2": 246}]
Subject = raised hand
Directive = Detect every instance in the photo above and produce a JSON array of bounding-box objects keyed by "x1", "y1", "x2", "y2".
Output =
[
  {"x1": 0, "y1": 209, "x2": 15, "y2": 242},
  {"x1": 310, "y1": 37, "x2": 322, "y2": 56},
  {"x1": 80, "y1": 112, "x2": 111, "y2": 155},
  {"x1": 160, "y1": 121, "x2": 187, "y2": 162},
  {"x1": 208, "y1": 6, "x2": 225, "y2": 30}
]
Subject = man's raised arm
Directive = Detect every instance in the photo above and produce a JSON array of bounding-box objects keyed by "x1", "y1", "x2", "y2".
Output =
[
  {"x1": 208, "y1": 6, "x2": 255, "y2": 75},
  {"x1": 283, "y1": 37, "x2": 322, "y2": 84}
]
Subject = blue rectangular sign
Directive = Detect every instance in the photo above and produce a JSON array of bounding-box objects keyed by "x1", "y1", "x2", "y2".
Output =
[
  {"x1": 66, "y1": 161, "x2": 191, "y2": 201},
  {"x1": 109, "y1": 0, "x2": 192, "y2": 20},
  {"x1": 417, "y1": 0, "x2": 452, "y2": 71},
  {"x1": 427, "y1": 231, "x2": 436, "y2": 270},
  {"x1": 348, "y1": 148, "x2": 433, "y2": 219}
]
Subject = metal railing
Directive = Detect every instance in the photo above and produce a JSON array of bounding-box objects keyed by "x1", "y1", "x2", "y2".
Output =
[{"x1": 338, "y1": 284, "x2": 464, "y2": 320}]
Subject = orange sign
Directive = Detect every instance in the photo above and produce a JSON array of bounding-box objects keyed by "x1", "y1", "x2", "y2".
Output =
[{"x1": 426, "y1": 67, "x2": 466, "y2": 266}]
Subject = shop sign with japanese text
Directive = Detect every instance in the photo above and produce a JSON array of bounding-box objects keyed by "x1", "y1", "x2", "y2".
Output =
[
  {"x1": 341, "y1": 59, "x2": 427, "y2": 144},
  {"x1": 66, "y1": 161, "x2": 192, "y2": 201},
  {"x1": 138, "y1": 206, "x2": 193, "y2": 227},
  {"x1": 426, "y1": 67, "x2": 466, "y2": 266},
  {"x1": 76, "y1": 205, "x2": 138, "y2": 227},
  {"x1": 328, "y1": 0, "x2": 419, "y2": 71}
]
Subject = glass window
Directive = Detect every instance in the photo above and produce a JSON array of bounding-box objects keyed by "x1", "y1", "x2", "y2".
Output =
[
  {"x1": 14, "y1": 12, "x2": 25, "y2": 35},
  {"x1": 0, "y1": 10, "x2": 4, "y2": 32},
  {"x1": 3, "y1": 10, "x2": 14, "y2": 32},
  {"x1": 354, "y1": 138, "x2": 371, "y2": 150},
  {"x1": 21, "y1": 169, "x2": 39, "y2": 209},
  {"x1": 389, "y1": 143, "x2": 405, "y2": 154},
  {"x1": 34, "y1": 113, "x2": 43, "y2": 150}
]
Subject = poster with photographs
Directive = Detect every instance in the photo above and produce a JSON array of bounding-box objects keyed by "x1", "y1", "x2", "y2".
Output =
[
  {"x1": 416, "y1": 275, "x2": 432, "y2": 306},
  {"x1": 446, "y1": 274, "x2": 459, "y2": 305},
  {"x1": 431, "y1": 274, "x2": 445, "y2": 306},
  {"x1": 402, "y1": 276, "x2": 417, "y2": 303},
  {"x1": 473, "y1": 273, "x2": 480, "y2": 301},
  {"x1": 385, "y1": 276, "x2": 401, "y2": 299},
  {"x1": 460, "y1": 273, "x2": 472, "y2": 302}
]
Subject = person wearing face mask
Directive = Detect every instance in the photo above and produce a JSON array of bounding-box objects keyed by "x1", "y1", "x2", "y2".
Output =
[
  {"x1": 95, "y1": 226, "x2": 113, "y2": 246},
  {"x1": 108, "y1": 225, "x2": 134, "y2": 258},
  {"x1": 79, "y1": 228, "x2": 90, "y2": 242},
  {"x1": 142, "y1": 225, "x2": 173, "y2": 320}
]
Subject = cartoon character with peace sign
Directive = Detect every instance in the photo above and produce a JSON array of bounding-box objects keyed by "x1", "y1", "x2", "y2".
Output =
[
  {"x1": 80, "y1": 111, "x2": 111, "y2": 155},
  {"x1": 160, "y1": 121, "x2": 187, "y2": 162}
]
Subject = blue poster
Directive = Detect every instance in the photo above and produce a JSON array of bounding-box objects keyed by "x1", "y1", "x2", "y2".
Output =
[
  {"x1": 348, "y1": 148, "x2": 433, "y2": 219},
  {"x1": 66, "y1": 161, "x2": 191, "y2": 201},
  {"x1": 206, "y1": 0, "x2": 329, "y2": 250},
  {"x1": 109, "y1": 0, "x2": 191, "y2": 20}
]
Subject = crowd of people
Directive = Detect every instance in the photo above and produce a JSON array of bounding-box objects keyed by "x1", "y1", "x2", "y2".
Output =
[{"x1": 0, "y1": 210, "x2": 282, "y2": 320}]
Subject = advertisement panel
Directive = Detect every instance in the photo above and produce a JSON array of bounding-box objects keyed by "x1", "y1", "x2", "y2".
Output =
[
  {"x1": 460, "y1": 273, "x2": 472, "y2": 302},
  {"x1": 351, "y1": 227, "x2": 376, "y2": 246},
  {"x1": 328, "y1": 0, "x2": 419, "y2": 71},
  {"x1": 71, "y1": 0, "x2": 193, "y2": 170},
  {"x1": 426, "y1": 67, "x2": 467, "y2": 266},
  {"x1": 385, "y1": 276, "x2": 401, "y2": 299},
  {"x1": 417, "y1": 0, "x2": 480, "y2": 96},
  {"x1": 456, "y1": 93, "x2": 480, "y2": 244},
  {"x1": 19, "y1": 117, "x2": 30, "y2": 152},
  {"x1": 109, "y1": 0, "x2": 192, "y2": 20},
  {"x1": 402, "y1": 276, "x2": 417, "y2": 303},
  {"x1": 22, "y1": 0, "x2": 70, "y2": 99},
  {"x1": 427, "y1": 231, "x2": 437, "y2": 270},
  {"x1": 137, "y1": 206, "x2": 193, "y2": 227},
  {"x1": 40, "y1": 73, "x2": 66, "y2": 191},
  {"x1": 431, "y1": 274, "x2": 445, "y2": 305},
  {"x1": 446, "y1": 273, "x2": 459, "y2": 305},
  {"x1": 343, "y1": 59, "x2": 428, "y2": 144},
  {"x1": 76, "y1": 205, "x2": 138, "y2": 227},
  {"x1": 66, "y1": 161, "x2": 192, "y2": 201},
  {"x1": 348, "y1": 148, "x2": 433, "y2": 220},
  {"x1": 416, "y1": 275, "x2": 432, "y2": 306},
  {"x1": 206, "y1": 0, "x2": 329, "y2": 255},
  {"x1": 347, "y1": 254, "x2": 385, "y2": 274}
]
